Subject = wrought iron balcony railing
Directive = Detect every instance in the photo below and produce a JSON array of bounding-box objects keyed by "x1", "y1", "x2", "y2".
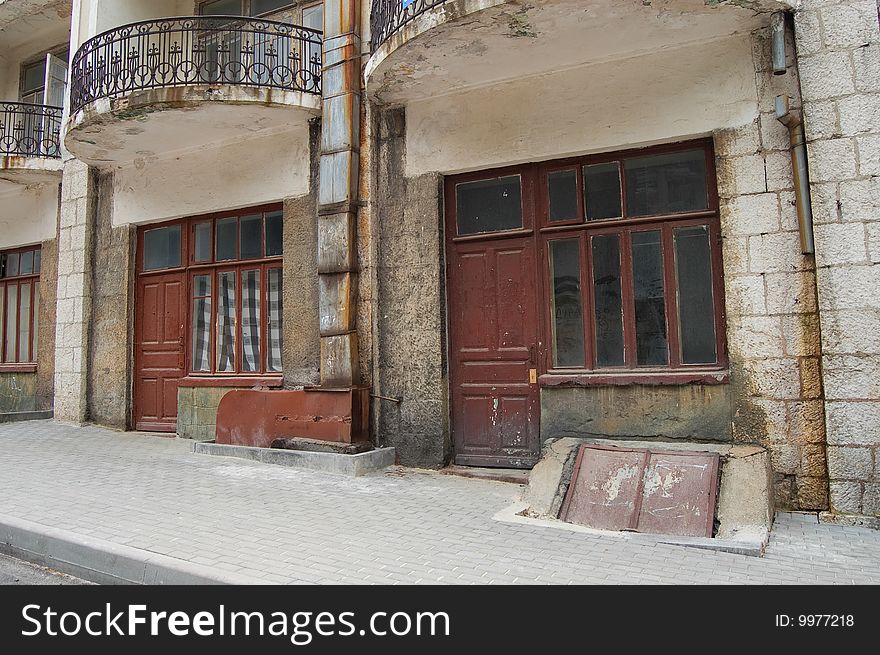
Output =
[
  {"x1": 70, "y1": 16, "x2": 323, "y2": 114},
  {"x1": 0, "y1": 102, "x2": 63, "y2": 159},
  {"x1": 370, "y1": 0, "x2": 448, "y2": 51}
]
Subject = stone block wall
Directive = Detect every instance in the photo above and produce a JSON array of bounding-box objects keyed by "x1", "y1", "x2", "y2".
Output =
[
  {"x1": 794, "y1": 0, "x2": 880, "y2": 517},
  {"x1": 714, "y1": 23, "x2": 829, "y2": 511},
  {"x1": 177, "y1": 386, "x2": 243, "y2": 441},
  {"x1": 35, "y1": 237, "x2": 58, "y2": 411}
]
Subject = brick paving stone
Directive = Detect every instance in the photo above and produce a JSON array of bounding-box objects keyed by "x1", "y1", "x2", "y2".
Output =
[{"x1": 0, "y1": 421, "x2": 879, "y2": 584}]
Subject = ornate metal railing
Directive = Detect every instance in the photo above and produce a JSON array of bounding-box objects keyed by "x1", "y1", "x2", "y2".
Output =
[
  {"x1": 370, "y1": 0, "x2": 449, "y2": 51},
  {"x1": 70, "y1": 16, "x2": 323, "y2": 114},
  {"x1": 0, "y1": 102, "x2": 63, "y2": 159}
]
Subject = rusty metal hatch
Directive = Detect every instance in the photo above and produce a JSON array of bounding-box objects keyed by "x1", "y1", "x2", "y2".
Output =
[{"x1": 559, "y1": 445, "x2": 720, "y2": 538}]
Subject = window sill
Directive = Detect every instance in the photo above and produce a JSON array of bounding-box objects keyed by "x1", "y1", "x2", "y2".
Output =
[
  {"x1": 539, "y1": 369, "x2": 729, "y2": 387},
  {"x1": 179, "y1": 376, "x2": 283, "y2": 388},
  {"x1": 0, "y1": 364, "x2": 37, "y2": 373}
]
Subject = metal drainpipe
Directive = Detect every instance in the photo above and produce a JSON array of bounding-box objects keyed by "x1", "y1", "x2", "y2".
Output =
[{"x1": 775, "y1": 95, "x2": 815, "y2": 255}]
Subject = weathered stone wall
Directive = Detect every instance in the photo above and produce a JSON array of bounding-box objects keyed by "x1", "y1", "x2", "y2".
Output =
[
  {"x1": 87, "y1": 172, "x2": 134, "y2": 429},
  {"x1": 541, "y1": 385, "x2": 733, "y2": 442},
  {"x1": 794, "y1": 0, "x2": 880, "y2": 517},
  {"x1": 36, "y1": 236, "x2": 57, "y2": 411},
  {"x1": 714, "y1": 23, "x2": 829, "y2": 511},
  {"x1": 53, "y1": 159, "x2": 96, "y2": 424},
  {"x1": 0, "y1": 373, "x2": 37, "y2": 413},
  {"x1": 283, "y1": 120, "x2": 322, "y2": 388},
  {"x1": 373, "y1": 107, "x2": 450, "y2": 467}
]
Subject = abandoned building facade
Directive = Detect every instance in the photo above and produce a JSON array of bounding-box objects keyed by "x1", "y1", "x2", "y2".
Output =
[{"x1": 1, "y1": 0, "x2": 879, "y2": 524}]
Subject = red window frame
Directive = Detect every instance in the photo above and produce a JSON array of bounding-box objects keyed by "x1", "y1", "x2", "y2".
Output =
[
  {"x1": 0, "y1": 245, "x2": 41, "y2": 369},
  {"x1": 136, "y1": 204, "x2": 283, "y2": 379},
  {"x1": 537, "y1": 139, "x2": 727, "y2": 377}
]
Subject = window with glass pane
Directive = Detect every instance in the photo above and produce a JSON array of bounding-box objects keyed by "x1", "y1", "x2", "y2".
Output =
[
  {"x1": 216, "y1": 217, "x2": 237, "y2": 261},
  {"x1": 548, "y1": 170, "x2": 579, "y2": 222},
  {"x1": 584, "y1": 162, "x2": 622, "y2": 220},
  {"x1": 631, "y1": 231, "x2": 668, "y2": 366},
  {"x1": 194, "y1": 223, "x2": 212, "y2": 262},
  {"x1": 624, "y1": 150, "x2": 708, "y2": 217},
  {"x1": 456, "y1": 176, "x2": 523, "y2": 235},
  {"x1": 1, "y1": 247, "x2": 41, "y2": 364},
  {"x1": 241, "y1": 270, "x2": 261, "y2": 372},
  {"x1": 266, "y1": 211, "x2": 283, "y2": 257},
  {"x1": 675, "y1": 226, "x2": 718, "y2": 364},
  {"x1": 267, "y1": 268, "x2": 283, "y2": 372},
  {"x1": 592, "y1": 235, "x2": 625, "y2": 367},
  {"x1": 550, "y1": 240, "x2": 585, "y2": 367},
  {"x1": 200, "y1": 0, "x2": 242, "y2": 15},
  {"x1": 143, "y1": 226, "x2": 181, "y2": 271},
  {"x1": 216, "y1": 271, "x2": 237, "y2": 372},
  {"x1": 252, "y1": 0, "x2": 291, "y2": 14},
  {"x1": 192, "y1": 275, "x2": 212, "y2": 372},
  {"x1": 240, "y1": 215, "x2": 263, "y2": 260}
]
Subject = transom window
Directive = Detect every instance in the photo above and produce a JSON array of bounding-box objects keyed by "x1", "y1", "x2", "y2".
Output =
[
  {"x1": 139, "y1": 207, "x2": 283, "y2": 376},
  {"x1": 0, "y1": 247, "x2": 41, "y2": 365}
]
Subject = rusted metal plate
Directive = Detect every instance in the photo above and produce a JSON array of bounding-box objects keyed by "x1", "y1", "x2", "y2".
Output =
[
  {"x1": 215, "y1": 386, "x2": 370, "y2": 448},
  {"x1": 638, "y1": 452, "x2": 720, "y2": 538},
  {"x1": 560, "y1": 445, "x2": 719, "y2": 538},
  {"x1": 559, "y1": 446, "x2": 648, "y2": 531}
]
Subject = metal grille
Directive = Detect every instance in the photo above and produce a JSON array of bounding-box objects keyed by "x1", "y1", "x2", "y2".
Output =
[
  {"x1": 69, "y1": 15, "x2": 323, "y2": 114},
  {"x1": 0, "y1": 102, "x2": 63, "y2": 158},
  {"x1": 370, "y1": 0, "x2": 449, "y2": 51}
]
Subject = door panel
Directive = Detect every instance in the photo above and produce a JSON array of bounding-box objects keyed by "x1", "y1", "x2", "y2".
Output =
[
  {"x1": 135, "y1": 273, "x2": 186, "y2": 432},
  {"x1": 448, "y1": 237, "x2": 541, "y2": 468}
]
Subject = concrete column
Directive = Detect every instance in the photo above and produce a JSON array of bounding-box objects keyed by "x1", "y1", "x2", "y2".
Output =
[
  {"x1": 317, "y1": 0, "x2": 362, "y2": 386},
  {"x1": 53, "y1": 159, "x2": 96, "y2": 423},
  {"x1": 794, "y1": 0, "x2": 880, "y2": 519}
]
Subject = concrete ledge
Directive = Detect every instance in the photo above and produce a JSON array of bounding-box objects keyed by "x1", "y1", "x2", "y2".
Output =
[
  {"x1": 0, "y1": 410, "x2": 54, "y2": 424},
  {"x1": 494, "y1": 502, "x2": 766, "y2": 557},
  {"x1": 0, "y1": 514, "x2": 259, "y2": 585},
  {"x1": 193, "y1": 441, "x2": 396, "y2": 476},
  {"x1": 819, "y1": 511, "x2": 880, "y2": 530}
]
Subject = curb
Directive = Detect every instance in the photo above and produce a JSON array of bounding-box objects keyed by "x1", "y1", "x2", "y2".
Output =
[
  {"x1": 193, "y1": 442, "x2": 396, "y2": 476},
  {"x1": 0, "y1": 514, "x2": 264, "y2": 585}
]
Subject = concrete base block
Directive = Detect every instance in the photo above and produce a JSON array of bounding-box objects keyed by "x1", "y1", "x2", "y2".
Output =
[
  {"x1": 193, "y1": 441, "x2": 396, "y2": 476},
  {"x1": 522, "y1": 437, "x2": 773, "y2": 554},
  {"x1": 819, "y1": 511, "x2": 880, "y2": 530},
  {"x1": 0, "y1": 411, "x2": 54, "y2": 424}
]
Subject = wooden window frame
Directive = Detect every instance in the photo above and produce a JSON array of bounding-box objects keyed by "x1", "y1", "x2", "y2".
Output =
[
  {"x1": 0, "y1": 245, "x2": 41, "y2": 370},
  {"x1": 136, "y1": 204, "x2": 283, "y2": 381},
  {"x1": 198, "y1": 0, "x2": 300, "y2": 17}
]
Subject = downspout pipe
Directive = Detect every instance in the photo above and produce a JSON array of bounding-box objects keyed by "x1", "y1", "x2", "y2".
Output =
[
  {"x1": 771, "y1": 12, "x2": 787, "y2": 75},
  {"x1": 775, "y1": 95, "x2": 815, "y2": 255}
]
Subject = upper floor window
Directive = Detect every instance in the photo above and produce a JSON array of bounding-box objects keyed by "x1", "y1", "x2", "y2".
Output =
[
  {"x1": 199, "y1": 0, "x2": 319, "y2": 19},
  {"x1": 0, "y1": 247, "x2": 41, "y2": 366},
  {"x1": 20, "y1": 48, "x2": 69, "y2": 108}
]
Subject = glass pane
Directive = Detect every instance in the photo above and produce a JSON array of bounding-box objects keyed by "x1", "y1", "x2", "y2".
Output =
[
  {"x1": 33, "y1": 284, "x2": 39, "y2": 360},
  {"x1": 194, "y1": 223, "x2": 212, "y2": 262},
  {"x1": 143, "y1": 226, "x2": 181, "y2": 271},
  {"x1": 632, "y1": 231, "x2": 668, "y2": 366},
  {"x1": 265, "y1": 211, "x2": 283, "y2": 257},
  {"x1": 215, "y1": 217, "x2": 237, "y2": 261},
  {"x1": 252, "y1": 0, "x2": 289, "y2": 15},
  {"x1": 239, "y1": 214, "x2": 263, "y2": 260},
  {"x1": 584, "y1": 163, "x2": 622, "y2": 220},
  {"x1": 19, "y1": 283, "x2": 31, "y2": 362},
  {"x1": 267, "y1": 268, "x2": 283, "y2": 372},
  {"x1": 191, "y1": 275, "x2": 212, "y2": 372},
  {"x1": 550, "y1": 239, "x2": 585, "y2": 367},
  {"x1": 33, "y1": 250, "x2": 41, "y2": 274},
  {"x1": 5, "y1": 253, "x2": 20, "y2": 277},
  {"x1": 6, "y1": 285, "x2": 18, "y2": 363},
  {"x1": 216, "y1": 272, "x2": 237, "y2": 372},
  {"x1": 19, "y1": 251, "x2": 34, "y2": 275},
  {"x1": 548, "y1": 170, "x2": 579, "y2": 222},
  {"x1": 592, "y1": 235, "x2": 624, "y2": 367},
  {"x1": 455, "y1": 176, "x2": 523, "y2": 236},
  {"x1": 675, "y1": 226, "x2": 718, "y2": 365},
  {"x1": 241, "y1": 270, "x2": 261, "y2": 372},
  {"x1": 302, "y1": 3, "x2": 323, "y2": 30},
  {"x1": 22, "y1": 61, "x2": 46, "y2": 95},
  {"x1": 200, "y1": 0, "x2": 241, "y2": 15},
  {"x1": 0, "y1": 286, "x2": 4, "y2": 361},
  {"x1": 624, "y1": 149, "x2": 708, "y2": 217}
]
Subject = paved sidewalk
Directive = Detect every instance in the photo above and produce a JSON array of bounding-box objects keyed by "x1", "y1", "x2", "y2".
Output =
[{"x1": 0, "y1": 421, "x2": 878, "y2": 584}]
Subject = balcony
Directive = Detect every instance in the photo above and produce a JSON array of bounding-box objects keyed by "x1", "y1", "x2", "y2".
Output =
[
  {"x1": 365, "y1": 0, "x2": 794, "y2": 105},
  {"x1": 65, "y1": 15, "x2": 323, "y2": 167},
  {"x1": 0, "y1": 101, "x2": 63, "y2": 186}
]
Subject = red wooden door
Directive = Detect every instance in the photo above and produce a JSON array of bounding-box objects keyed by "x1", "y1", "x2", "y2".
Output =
[
  {"x1": 447, "y1": 236, "x2": 542, "y2": 468},
  {"x1": 134, "y1": 272, "x2": 186, "y2": 432}
]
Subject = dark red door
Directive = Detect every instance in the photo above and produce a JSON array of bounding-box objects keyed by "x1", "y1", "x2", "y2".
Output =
[
  {"x1": 447, "y1": 235, "x2": 542, "y2": 468},
  {"x1": 134, "y1": 272, "x2": 186, "y2": 432}
]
